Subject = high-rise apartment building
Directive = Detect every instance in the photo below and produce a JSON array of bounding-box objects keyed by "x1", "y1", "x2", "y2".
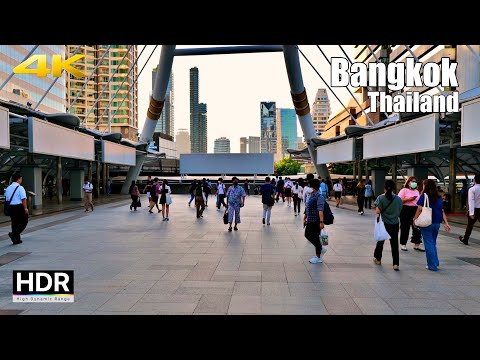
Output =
[
  {"x1": 276, "y1": 108, "x2": 297, "y2": 157},
  {"x1": 190, "y1": 67, "x2": 207, "y2": 153},
  {"x1": 65, "y1": 45, "x2": 138, "y2": 140},
  {"x1": 248, "y1": 136, "x2": 260, "y2": 153},
  {"x1": 152, "y1": 67, "x2": 174, "y2": 137},
  {"x1": 176, "y1": 128, "x2": 191, "y2": 154},
  {"x1": 0, "y1": 45, "x2": 66, "y2": 114},
  {"x1": 240, "y1": 137, "x2": 248, "y2": 153},
  {"x1": 260, "y1": 102, "x2": 276, "y2": 153},
  {"x1": 214, "y1": 137, "x2": 231, "y2": 153},
  {"x1": 311, "y1": 89, "x2": 331, "y2": 136}
]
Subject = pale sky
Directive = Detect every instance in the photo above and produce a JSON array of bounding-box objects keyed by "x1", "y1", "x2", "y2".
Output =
[{"x1": 137, "y1": 45, "x2": 356, "y2": 152}]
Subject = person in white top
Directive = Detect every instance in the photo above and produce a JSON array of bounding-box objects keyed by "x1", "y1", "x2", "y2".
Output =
[
  {"x1": 302, "y1": 174, "x2": 315, "y2": 215},
  {"x1": 333, "y1": 180, "x2": 343, "y2": 208},
  {"x1": 83, "y1": 178, "x2": 94, "y2": 212},
  {"x1": 284, "y1": 178, "x2": 294, "y2": 207},
  {"x1": 159, "y1": 179, "x2": 172, "y2": 221},
  {"x1": 292, "y1": 181, "x2": 303, "y2": 216},
  {"x1": 216, "y1": 178, "x2": 227, "y2": 210},
  {"x1": 4, "y1": 174, "x2": 28, "y2": 244},
  {"x1": 460, "y1": 174, "x2": 480, "y2": 245}
]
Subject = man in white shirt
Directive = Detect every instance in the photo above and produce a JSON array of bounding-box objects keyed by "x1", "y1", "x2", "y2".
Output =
[
  {"x1": 83, "y1": 178, "x2": 94, "y2": 212},
  {"x1": 460, "y1": 174, "x2": 480, "y2": 245},
  {"x1": 333, "y1": 180, "x2": 343, "y2": 208},
  {"x1": 4, "y1": 174, "x2": 28, "y2": 244},
  {"x1": 216, "y1": 178, "x2": 226, "y2": 210}
]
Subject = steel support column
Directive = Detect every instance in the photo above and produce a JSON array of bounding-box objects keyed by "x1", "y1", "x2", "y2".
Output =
[
  {"x1": 57, "y1": 156, "x2": 62, "y2": 204},
  {"x1": 449, "y1": 147, "x2": 457, "y2": 212}
]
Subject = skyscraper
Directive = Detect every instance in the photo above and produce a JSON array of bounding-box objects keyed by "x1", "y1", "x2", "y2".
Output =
[
  {"x1": 214, "y1": 137, "x2": 231, "y2": 153},
  {"x1": 0, "y1": 45, "x2": 66, "y2": 114},
  {"x1": 249, "y1": 136, "x2": 260, "y2": 153},
  {"x1": 240, "y1": 137, "x2": 248, "y2": 153},
  {"x1": 311, "y1": 89, "x2": 331, "y2": 136},
  {"x1": 176, "y1": 128, "x2": 191, "y2": 154},
  {"x1": 65, "y1": 45, "x2": 138, "y2": 140},
  {"x1": 152, "y1": 67, "x2": 174, "y2": 137},
  {"x1": 260, "y1": 102, "x2": 276, "y2": 154},
  {"x1": 276, "y1": 108, "x2": 297, "y2": 157},
  {"x1": 190, "y1": 67, "x2": 207, "y2": 153}
]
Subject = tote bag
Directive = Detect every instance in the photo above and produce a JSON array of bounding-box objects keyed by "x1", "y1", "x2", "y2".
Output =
[
  {"x1": 374, "y1": 215, "x2": 390, "y2": 241},
  {"x1": 166, "y1": 193, "x2": 172, "y2": 205},
  {"x1": 414, "y1": 194, "x2": 432, "y2": 227}
]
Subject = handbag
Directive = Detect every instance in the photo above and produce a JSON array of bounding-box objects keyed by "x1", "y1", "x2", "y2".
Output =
[
  {"x1": 3, "y1": 185, "x2": 19, "y2": 216},
  {"x1": 414, "y1": 194, "x2": 432, "y2": 227},
  {"x1": 166, "y1": 193, "x2": 172, "y2": 205},
  {"x1": 223, "y1": 208, "x2": 229, "y2": 224},
  {"x1": 373, "y1": 195, "x2": 396, "y2": 241}
]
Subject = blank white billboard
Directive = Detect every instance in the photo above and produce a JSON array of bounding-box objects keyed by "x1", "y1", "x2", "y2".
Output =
[
  {"x1": 28, "y1": 117, "x2": 95, "y2": 160},
  {"x1": 0, "y1": 107, "x2": 9, "y2": 149},
  {"x1": 363, "y1": 114, "x2": 439, "y2": 159},
  {"x1": 461, "y1": 98, "x2": 480, "y2": 146},
  {"x1": 102, "y1": 140, "x2": 136, "y2": 166},
  {"x1": 180, "y1": 153, "x2": 274, "y2": 174},
  {"x1": 317, "y1": 138, "x2": 355, "y2": 164}
]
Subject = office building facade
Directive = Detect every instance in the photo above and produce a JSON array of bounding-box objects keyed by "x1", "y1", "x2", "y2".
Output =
[
  {"x1": 66, "y1": 45, "x2": 138, "y2": 140},
  {"x1": 276, "y1": 108, "x2": 297, "y2": 157},
  {"x1": 214, "y1": 137, "x2": 231, "y2": 153},
  {"x1": 176, "y1": 128, "x2": 191, "y2": 154},
  {"x1": 240, "y1": 137, "x2": 248, "y2": 153},
  {"x1": 249, "y1": 136, "x2": 260, "y2": 153},
  {"x1": 190, "y1": 67, "x2": 207, "y2": 153},
  {"x1": 260, "y1": 102, "x2": 276, "y2": 154},
  {"x1": 0, "y1": 45, "x2": 66, "y2": 114},
  {"x1": 152, "y1": 67, "x2": 174, "y2": 137},
  {"x1": 311, "y1": 88, "x2": 331, "y2": 136}
]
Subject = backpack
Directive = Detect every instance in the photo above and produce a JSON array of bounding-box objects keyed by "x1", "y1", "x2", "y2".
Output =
[
  {"x1": 195, "y1": 185, "x2": 203, "y2": 196},
  {"x1": 323, "y1": 201, "x2": 334, "y2": 225}
]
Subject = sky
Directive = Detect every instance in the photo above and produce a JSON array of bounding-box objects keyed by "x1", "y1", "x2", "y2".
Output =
[{"x1": 137, "y1": 45, "x2": 356, "y2": 153}]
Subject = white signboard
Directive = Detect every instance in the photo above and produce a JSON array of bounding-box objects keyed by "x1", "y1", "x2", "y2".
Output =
[
  {"x1": 461, "y1": 98, "x2": 480, "y2": 146},
  {"x1": 316, "y1": 138, "x2": 355, "y2": 164},
  {"x1": 363, "y1": 114, "x2": 439, "y2": 159},
  {"x1": 180, "y1": 153, "x2": 274, "y2": 174},
  {"x1": 102, "y1": 140, "x2": 136, "y2": 166},
  {"x1": 28, "y1": 117, "x2": 95, "y2": 160},
  {"x1": 0, "y1": 107, "x2": 9, "y2": 149}
]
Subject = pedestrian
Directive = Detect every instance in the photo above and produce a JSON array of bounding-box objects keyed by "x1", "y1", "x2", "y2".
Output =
[
  {"x1": 202, "y1": 178, "x2": 211, "y2": 207},
  {"x1": 226, "y1": 176, "x2": 246, "y2": 231},
  {"x1": 320, "y1": 179, "x2": 328, "y2": 199},
  {"x1": 292, "y1": 181, "x2": 303, "y2": 216},
  {"x1": 144, "y1": 175, "x2": 153, "y2": 207},
  {"x1": 260, "y1": 176, "x2": 275, "y2": 225},
  {"x1": 276, "y1": 176, "x2": 285, "y2": 202},
  {"x1": 5, "y1": 174, "x2": 29, "y2": 244},
  {"x1": 83, "y1": 177, "x2": 94, "y2": 212},
  {"x1": 216, "y1": 178, "x2": 227, "y2": 210},
  {"x1": 129, "y1": 180, "x2": 140, "y2": 211},
  {"x1": 364, "y1": 180, "x2": 374, "y2": 209},
  {"x1": 188, "y1": 180, "x2": 197, "y2": 207},
  {"x1": 333, "y1": 179, "x2": 343, "y2": 208},
  {"x1": 459, "y1": 174, "x2": 480, "y2": 245},
  {"x1": 398, "y1": 176, "x2": 423, "y2": 252},
  {"x1": 356, "y1": 180, "x2": 366, "y2": 215},
  {"x1": 47, "y1": 180, "x2": 53, "y2": 200},
  {"x1": 303, "y1": 179, "x2": 327, "y2": 264},
  {"x1": 303, "y1": 173, "x2": 315, "y2": 208},
  {"x1": 148, "y1": 178, "x2": 161, "y2": 214},
  {"x1": 326, "y1": 177, "x2": 333, "y2": 200},
  {"x1": 195, "y1": 180, "x2": 206, "y2": 219},
  {"x1": 413, "y1": 179, "x2": 451, "y2": 271},
  {"x1": 243, "y1": 179, "x2": 250, "y2": 196},
  {"x1": 284, "y1": 177, "x2": 294, "y2": 207},
  {"x1": 106, "y1": 178, "x2": 111, "y2": 196},
  {"x1": 373, "y1": 180, "x2": 403, "y2": 271},
  {"x1": 159, "y1": 179, "x2": 172, "y2": 221}
]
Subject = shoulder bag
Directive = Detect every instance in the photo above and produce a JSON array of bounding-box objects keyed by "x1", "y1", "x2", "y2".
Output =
[
  {"x1": 373, "y1": 195, "x2": 396, "y2": 241},
  {"x1": 4, "y1": 185, "x2": 20, "y2": 216},
  {"x1": 414, "y1": 194, "x2": 432, "y2": 227}
]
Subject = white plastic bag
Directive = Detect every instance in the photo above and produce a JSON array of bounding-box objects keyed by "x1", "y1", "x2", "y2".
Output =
[
  {"x1": 374, "y1": 215, "x2": 390, "y2": 241},
  {"x1": 320, "y1": 229, "x2": 329, "y2": 246}
]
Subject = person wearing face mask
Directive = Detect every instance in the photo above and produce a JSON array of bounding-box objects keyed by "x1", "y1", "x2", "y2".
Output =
[
  {"x1": 398, "y1": 176, "x2": 423, "y2": 251},
  {"x1": 226, "y1": 176, "x2": 246, "y2": 231}
]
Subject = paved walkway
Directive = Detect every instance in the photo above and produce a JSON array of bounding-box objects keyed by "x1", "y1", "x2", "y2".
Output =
[{"x1": 1, "y1": 194, "x2": 480, "y2": 315}]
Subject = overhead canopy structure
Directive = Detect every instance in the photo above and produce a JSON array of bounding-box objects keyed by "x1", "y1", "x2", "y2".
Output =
[
  {"x1": 0, "y1": 107, "x2": 9, "y2": 149},
  {"x1": 180, "y1": 153, "x2": 274, "y2": 175}
]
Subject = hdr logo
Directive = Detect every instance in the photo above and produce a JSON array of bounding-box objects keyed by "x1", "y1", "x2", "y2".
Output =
[{"x1": 12, "y1": 270, "x2": 74, "y2": 303}]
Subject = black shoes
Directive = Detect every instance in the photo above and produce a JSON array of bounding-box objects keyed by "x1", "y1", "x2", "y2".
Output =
[
  {"x1": 262, "y1": 218, "x2": 265, "y2": 224},
  {"x1": 459, "y1": 236, "x2": 468, "y2": 245},
  {"x1": 228, "y1": 226, "x2": 232, "y2": 232},
  {"x1": 8, "y1": 233, "x2": 22, "y2": 245},
  {"x1": 234, "y1": 225, "x2": 238, "y2": 231}
]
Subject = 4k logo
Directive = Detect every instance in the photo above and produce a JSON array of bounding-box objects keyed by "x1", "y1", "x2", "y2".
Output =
[{"x1": 13, "y1": 54, "x2": 87, "y2": 78}]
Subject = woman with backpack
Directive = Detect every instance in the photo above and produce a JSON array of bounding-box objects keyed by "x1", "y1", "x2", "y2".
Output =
[
  {"x1": 303, "y1": 179, "x2": 327, "y2": 264},
  {"x1": 373, "y1": 180, "x2": 404, "y2": 271}
]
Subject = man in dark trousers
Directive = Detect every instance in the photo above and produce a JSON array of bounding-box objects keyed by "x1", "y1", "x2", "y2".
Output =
[
  {"x1": 460, "y1": 174, "x2": 480, "y2": 245},
  {"x1": 5, "y1": 174, "x2": 29, "y2": 244},
  {"x1": 276, "y1": 176, "x2": 285, "y2": 202}
]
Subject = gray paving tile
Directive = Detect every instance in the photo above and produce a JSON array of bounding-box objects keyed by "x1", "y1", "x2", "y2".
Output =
[
  {"x1": 228, "y1": 296, "x2": 262, "y2": 314},
  {"x1": 160, "y1": 270, "x2": 192, "y2": 281},
  {"x1": 447, "y1": 300, "x2": 480, "y2": 315},
  {"x1": 176, "y1": 281, "x2": 235, "y2": 295},
  {"x1": 211, "y1": 270, "x2": 261, "y2": 282},
  {"x1": 342, "y1": 283, "x2": 379, "y2": 298},
  {"x1": 261, "y1": 270, "x2": 287, "y2": 282},
  {"x1": 98, "y1": 293, "x2": 144, "y2": 311},
  {"x1": 321, "y1": 297, "x2": 363, "y2": 315},
  {"x1": 386, "y1": 298, "x2": 465, "y2": 314},
  {"x1": 288, "y1": 283, "x2": 350, "y2": 297},
  {"x1": 147, "y1": 281, "x2": 182, "y2": 294},
  {"x1": 353, "y1": 298, "x2": 395, "y2": 315},
  {"x1": 129, "y1": 302, "x2": 197, "y2": 314},
  {"x1": 194, "y1": 294, "x2": 232, "y2": 314},
  {"x1": 285, "y1": 271, "x2": 312, "y2": 283},
  {"x1": 139, "y1": 294, "x2": 201, "y2": 303},
  {"x1": 261, "y1": 282, "x2": 290, "y2": 297},
  {"x1": 233, "y1": 282, "x2": 261, "y2": 296}
]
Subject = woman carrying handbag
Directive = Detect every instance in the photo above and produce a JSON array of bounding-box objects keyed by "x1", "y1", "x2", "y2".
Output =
[{"x1": 413, "y1": 179, "x2": 451, "y2": 271}]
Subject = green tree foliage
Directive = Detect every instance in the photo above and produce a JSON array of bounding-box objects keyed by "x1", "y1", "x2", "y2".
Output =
[{"x1": 275, "y1": 157, "x2": 301, "y2": 176}]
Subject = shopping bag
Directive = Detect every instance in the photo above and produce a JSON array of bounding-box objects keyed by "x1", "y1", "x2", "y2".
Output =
[
  {"x1": 320, "y1": 229, "x2": 329, "y2": 246},
  {"x1": 414, "y1": 195, "x2": 432, "y2": 227},
  {"x1": 166, "y1": 194, "x2": 173, "y2": 205},
  {"x1": 374, "y1": 215, "x2": 390, "y2": 241},
  {"x1": 223, "y1": 208, "x2": 229, "y2": 224}
]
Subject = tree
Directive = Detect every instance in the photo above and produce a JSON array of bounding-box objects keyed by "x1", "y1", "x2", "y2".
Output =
[{"x1": 275, "y1": 157, "x2": 301, "y2": 176}]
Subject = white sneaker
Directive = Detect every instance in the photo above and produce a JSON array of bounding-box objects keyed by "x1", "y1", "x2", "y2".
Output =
[
  {"x1": 309, "y1": 256, "x2": 323, "y2": 264},
  {"x1": 401, "y1": 245, "x2": 408, "y2": 251}
]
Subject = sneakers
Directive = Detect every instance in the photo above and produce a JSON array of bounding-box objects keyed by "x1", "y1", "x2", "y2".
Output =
[
  {"x1": 414, "y1": 246, "x2": 425, "y2": 252},
  {"x1": 373, "y1": 258, "x2": 381, "y2": 265},
  {"x1": 401, "y1": 245, "x2": 408, "y2": 251},
  {"x1": 262, "y1": 218, "x2": 265, "y2": 225},
  {"x1": 393, "y1": 265, "x2": 399, "y2": 271},
  {"x1": 309, "y1": 256, "x2": 323, "y2": 264},
  {"x1": 267, "y1": 222, "x2": 270, "y2": 226},
  {"x1": 360, "y1": 211, "x2": 364, "y2": 215},
  {"x1": 162, "y1": 218, "x2": 167, "y2": 221},
  {"x1": 459, "y1": 236, "x2": 468, "y2": 245},
  {"x1": 295, "y1": 213, "x2": 297, "y2": 216}
]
